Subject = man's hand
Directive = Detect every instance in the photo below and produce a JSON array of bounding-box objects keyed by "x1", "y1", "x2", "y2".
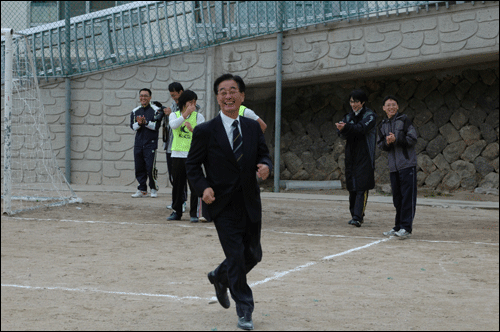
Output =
[
  {"x1": 335, "y1": 121, "x2": 346, "y2": 131},
  {"x1": 136, "y1": 115, "x2": 146, "y2": 125},
  {"x1": 203, "y1": 187, "x2": 215, "y2": 205},
  {"x1": 257, "y1": 164, "x2": 270, "y2": 180},
  {"x1": 386, "y1": 132, "x2": 396, "y2": 145},
  {"x1": 185, "y1": 122, "x2": 193, "y2": 132}
]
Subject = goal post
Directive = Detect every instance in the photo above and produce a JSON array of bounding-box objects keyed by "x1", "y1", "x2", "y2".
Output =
[{"x1": 1, "y1": 28, "x2": 81, "y2": 215}]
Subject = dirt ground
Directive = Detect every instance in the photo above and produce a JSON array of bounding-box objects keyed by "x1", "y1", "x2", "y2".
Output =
[{"x1": 1, "y1": 187, "x2": 499, "y2": 331}]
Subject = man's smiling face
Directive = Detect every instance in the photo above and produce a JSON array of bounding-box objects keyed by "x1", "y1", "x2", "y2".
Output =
[{"x1": 216, "y1": 79, "x2": 244, "y2": 119}]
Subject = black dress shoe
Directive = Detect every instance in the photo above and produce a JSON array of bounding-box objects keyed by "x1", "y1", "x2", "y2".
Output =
[
  {"x1": 237, "y1": 316, "x2": 254, "y2": 330},
  {"x1": 167, "y1": 212, "x2": 181, "y2": 220},
  {"x1": 207, "y1": 271, "x2": 230, "y2": 309},
  {"x1": 351, "y1": 219, "x2": 362, "y2": 227}
]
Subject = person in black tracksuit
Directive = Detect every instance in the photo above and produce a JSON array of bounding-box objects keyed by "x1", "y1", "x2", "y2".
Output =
[
  {"x1": 377, "y1": 95, "x2": 418, "y2": 239},
  {"x1": 336, "y1": 89, "x2": 378, "y2": 227},
  {"x1": 130, "y1": 88, "x2": 163, "y2": 196}
]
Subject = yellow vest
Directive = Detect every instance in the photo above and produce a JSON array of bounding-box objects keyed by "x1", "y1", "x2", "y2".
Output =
[
  {"x1": 239, "y1": 105, "x2": 246, "y2": 117},
  {"x1": 172, "y1": 111, "x2": 198, "y2": 152}
]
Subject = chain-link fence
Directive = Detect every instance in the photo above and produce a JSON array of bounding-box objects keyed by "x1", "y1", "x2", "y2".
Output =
[{"x1": 1, "y1": 1, "x2": 482, "y2": 80}]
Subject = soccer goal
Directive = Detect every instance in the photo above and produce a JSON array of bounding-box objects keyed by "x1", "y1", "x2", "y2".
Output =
[{"x1": 1, "y1": 28, "x2": 81, "y2": 215}]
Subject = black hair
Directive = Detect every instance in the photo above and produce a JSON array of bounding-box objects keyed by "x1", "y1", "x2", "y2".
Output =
[
  {"x1": 177, "y1": 90, "x2": 198, "y2": 112},
  {"x1": 213, "y1": 74, "x2": 246, "y2": 95},
  {"x1": 382, "y1": 95, "x2": 399, "y2": 106},
  {"x1": 168, "y1": 82, "x2": 184, "y2": 93},
  {"x1": 349, "y1": 89, "x2": 368, "y2": 103},
  {"x1": 139, "y1": 88, "x2": 152, "y2": 96}
]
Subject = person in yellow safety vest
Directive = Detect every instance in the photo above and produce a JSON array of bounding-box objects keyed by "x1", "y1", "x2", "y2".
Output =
[
  {"x1": 167, "y1": 90, "x2": 207, "y2": 223},
  {"x1": 238, "y1": 106, "x2": 267, "y2": 133}
]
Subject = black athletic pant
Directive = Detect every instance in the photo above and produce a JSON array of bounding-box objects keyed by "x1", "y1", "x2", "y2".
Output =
[
  {"x1": 166, "y1": 152, "x2": 187, "y2": 203},
  {"x1": 171, "y1": 157, "x2": 197, "y2": 218},
  {"x1": 390, "y1": 166, "x2": 417, "y2": 233},
  {"x1": 213, "y1": 190, "x2": 262, "y2": 318},
  {"x1": 349, "y1": 190, "x2": 369, "y2": 222},
  {"x1": 134, "y1": 144, "x2": 158, "y2": 192}
]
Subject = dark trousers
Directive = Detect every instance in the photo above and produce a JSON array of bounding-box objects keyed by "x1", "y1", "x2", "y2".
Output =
[
  {"x1": 134, "y1": 145, "x2": 158, "y2": 192},
  {"x1": 172, "y1": 157, "x2": 197, "y2": 218},
  {"x1": 390, "y1": 166, "x2": 417, "y2": 233},
  {"x1": 213, "y1": 190, "x2": 262, "y2": 318},
  {"x1": 349, "y1": 190, "x2": 369, "y2": 222},
  {"x1": 167, "y1": 152, "x2": 186, "y2": 203}
]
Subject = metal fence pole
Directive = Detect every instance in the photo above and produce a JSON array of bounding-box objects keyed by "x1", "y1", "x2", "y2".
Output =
[
  {"x1": 274, "y1": 2, "x2": 284, "y2": 193},
  {"x1": 65, "y1": 1, "x2": 72, "y2": 183}
]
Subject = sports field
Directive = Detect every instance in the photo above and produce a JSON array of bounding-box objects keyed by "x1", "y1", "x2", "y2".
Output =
[{"x1": 1, "y1": 188, "x2": 498, "y2": 330}]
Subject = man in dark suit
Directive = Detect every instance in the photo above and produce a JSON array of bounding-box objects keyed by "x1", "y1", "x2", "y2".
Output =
[{"x1": 186, "y1": 74, "x2": 272, "y2": 330}]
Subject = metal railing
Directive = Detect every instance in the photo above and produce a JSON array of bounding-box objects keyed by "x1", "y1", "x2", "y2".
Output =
[{"x1": 1, "y1": 1, "x2": 487, "y2": 80}]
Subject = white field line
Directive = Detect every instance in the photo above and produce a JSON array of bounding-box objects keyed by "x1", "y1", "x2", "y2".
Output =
[
  {"x1": 1, "y1": 216, "x2": 498, "y2": 301},
  {"x1": 0, "y1": 284, "x2": 210, "y2": 301}
]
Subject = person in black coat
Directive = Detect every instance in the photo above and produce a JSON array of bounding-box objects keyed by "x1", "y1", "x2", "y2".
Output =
[
  {"x1": 335, "y1": 89, "x2": 378, "y2": 227},
  {"x1": 186, "y1": 74, "x2": 272, "y2": 330}
]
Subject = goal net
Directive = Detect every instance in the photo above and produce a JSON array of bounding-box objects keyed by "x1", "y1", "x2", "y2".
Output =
[{"x1": 1, "y1": 28, "x2": 81, "y2": 215}]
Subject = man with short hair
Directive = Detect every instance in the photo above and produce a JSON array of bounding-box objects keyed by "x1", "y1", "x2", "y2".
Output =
[
  {"x1": 130, "y1": 88, "x2": 163, "y2": 198},
  {"x1": 335, "y1": 89, "x2": 378, "y2": 227},
  {"x1": 186, "y1": 74, "x2": 272, "y2": 330}
]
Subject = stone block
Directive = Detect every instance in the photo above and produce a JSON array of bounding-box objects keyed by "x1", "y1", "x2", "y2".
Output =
[
  {"x1": 415, "y1": 137, "x2": 428, "y2": 154},
  {"x1": 426, "y1": 135, "x2": 448, "y2": 159},
  {"x1": 301, "y1": 151, "x2": 316, "y2": 173},
  {"x1": 283, "y1": 151, "x2": 303, "y2": 175},
  {"x1": 433, "y1": 153, "x2": 451, "y2": 171},
  {"x1": 398, "y1": 80, "x2": 419, "y2": 100},
  {"x1": 462, "y1": 140, "x2": 487, "y2": 162},
  {"x1": 413, "y1": 109, "x2": 433, "y2": 127},
  {"x1": 443, "y1": 140, "x2": 467, "y2": 163},
  {"x1": 104, "y1": 66, "x2": 138, "y2": 81},
  {"x1": 482, "y1": 142, "x2": 499, "y2": 160},
  {"x1": 468, "y1": 108, "x2": 487, "y2": 127},
  {"x1": 417, "y1": 171, "x2": 427, "y2": 186},
  {"x1": 425, "y1": 170, "x2": 445, "y2": 189},
  {"x1": 450, "y1": 109, "x2": 469, "y2": 129},
  {"x1": 454, "y1": 80, "x2": 472, "y2": 100},
  {"x1": 479, "y1": 70, "x2": 497, "y2": 86},
  {"x1": 419, "y1": 121, "x2": 439, "y2": 141},
  {"x1": 440, "y1": 123, "x2": 461, "y2": 144},
  {"x1": 475, "y1": 157, "x2": 496, "y2": 177},
  {"x1": 328, "y1": 28, "x2": 363, "y2": 42},
  {"x1": 485, "y1": 110, "x2": 499, "y2": 128},
  {"x1": 480, "y1": 172, "x2": 498, "y2": 189},
  {"x1": 414, "y1": 78, "x2": 439, "y2": 100},
  {"x1": 418, "y1": 154, "x2": 436, "y2": 173},
  {"x1": 440, "y1": 171, "x2": 461, "y2": 192},
  {"x1": 291, "y1": 169, "x2": 310, "y2": 180},
  {"x1": 459, "y1": 126, "x2": 481, "y2": 145},
  {"x1": 451, "y1": 160, "x2": 476, "y2": 174}
]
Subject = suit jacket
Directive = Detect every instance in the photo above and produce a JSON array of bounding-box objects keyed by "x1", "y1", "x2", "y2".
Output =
[{"x1": 186, "y1": 114, "x2": 272, "y2": 222}]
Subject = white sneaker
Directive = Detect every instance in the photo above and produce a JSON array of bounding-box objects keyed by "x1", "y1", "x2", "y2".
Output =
[
  {"x1": 131, "y1": 190, "x2": 148, "y2": 198},
  {"x1": 383, "y1": 229, "x2": 397, "y2": 236},
  {"x1": 394, "y1": 229, "x2": 411, "y2": 239},
  {"x1": 150, "y1": 189, "x2": 158, "y2": 198}
]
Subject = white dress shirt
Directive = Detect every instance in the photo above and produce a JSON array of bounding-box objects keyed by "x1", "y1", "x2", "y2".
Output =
[{"x1": 220, "y1": 111, "x2": 242, "y2": 150}]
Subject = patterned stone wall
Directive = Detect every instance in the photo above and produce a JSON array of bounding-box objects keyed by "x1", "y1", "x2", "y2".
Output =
[{"x1": 257, "y1": 64, "x2": 499, "y2": 193}]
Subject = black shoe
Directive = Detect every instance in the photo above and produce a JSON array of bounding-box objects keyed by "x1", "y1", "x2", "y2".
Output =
[
  {"x1": 167, "y1": 212, "x2": 181, "y2": 221},
  {"x1": 190, "y1": 217, "x2": 199, "y2": 223},
  {"x1": 237, "y1": 315, "x2": 254, "y2": 330},
  {"x1": 208, "y1": 271, "x2": 230, "y2": 309},
  {"x1": 351, "y1": 220, "x2": 362, "y2": 227},
  {"x1": 348, "y1": 219, "x2": 354, "y2": 225}
]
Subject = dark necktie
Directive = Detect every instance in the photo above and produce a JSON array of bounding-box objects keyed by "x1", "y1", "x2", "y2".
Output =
[{"x1": 232, "y1": 120, "x2": 243, "y2": 169}]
